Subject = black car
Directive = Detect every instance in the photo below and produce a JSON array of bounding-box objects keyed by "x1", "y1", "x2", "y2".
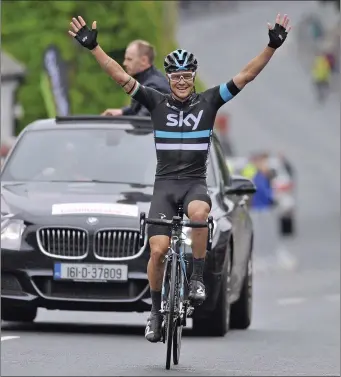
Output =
[{"x1": 1, "y1": 115, "x2": 255, "y2": 336}]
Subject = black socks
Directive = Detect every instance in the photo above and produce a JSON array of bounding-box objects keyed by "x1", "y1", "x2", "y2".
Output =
[
  {"x1": 191, "y1": 257, "x2": 205, "y2": 283},
  {"x1": 150, "y1": 289, "x2": 162, "y2": 315}
]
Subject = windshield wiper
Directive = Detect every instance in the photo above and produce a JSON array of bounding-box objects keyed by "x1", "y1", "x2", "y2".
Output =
[
  {"x1": 44, "y1": 179, "x2": 153, "y2": 187},
  {"x1": 33, "y1": 179, "x2": 120, "y2": 183},
  {"x1": 88, "y1": 179, "x2": 153, "y2": 187},
  {"x1": 24, "y1": 179, "x2": 153, "y2": 187}
]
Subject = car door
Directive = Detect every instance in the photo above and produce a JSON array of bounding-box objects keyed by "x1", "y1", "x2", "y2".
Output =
[{"x1": 212, "y1": 135, "x2": 248, "y2": 292}]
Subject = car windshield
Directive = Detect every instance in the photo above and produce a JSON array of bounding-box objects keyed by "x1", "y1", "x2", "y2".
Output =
[{"x1": 1, "y1": 127, "x2": 217, "y2": 187}]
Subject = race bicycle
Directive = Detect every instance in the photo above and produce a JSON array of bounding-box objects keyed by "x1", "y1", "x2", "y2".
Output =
[{"x1": 139, "y1": 205, "x2": 214, "y2": 370}]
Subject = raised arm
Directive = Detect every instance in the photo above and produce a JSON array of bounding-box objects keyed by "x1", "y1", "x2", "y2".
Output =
[
  {"x1": 68, "y1": 16, "x2": 136, "y2": 95},
  {"x1": 233, "y1": 14, "x2": 291, "y2": 90}
]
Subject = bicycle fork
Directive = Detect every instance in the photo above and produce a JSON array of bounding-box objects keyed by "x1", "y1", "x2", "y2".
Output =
[{"x1": 178, "y1": 249, "x2": 195, "y2": 320}]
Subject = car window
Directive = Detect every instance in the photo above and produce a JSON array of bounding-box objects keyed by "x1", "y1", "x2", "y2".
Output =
[
  {"x1": 212, "y1": 135, "x2": 231, "y2": 186},
  {"x1": 1, "y1": 128, "x2": 217, "y2": 187}
]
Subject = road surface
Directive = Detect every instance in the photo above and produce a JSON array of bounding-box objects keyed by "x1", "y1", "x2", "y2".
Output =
[{"x1": 1, "y1": 2, "x2": 339, "y2": 376}]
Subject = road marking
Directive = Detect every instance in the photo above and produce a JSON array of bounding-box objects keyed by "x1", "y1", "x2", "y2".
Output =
[
  {"x1": 277, "y1": 297, "x2": 307, "y2": 306},
  {"x1": 1, "y1": 336, "x2": 20, "y2": 342},
  {"x1": 325, "y1": 294, "x2": 340, "y2": 302}
]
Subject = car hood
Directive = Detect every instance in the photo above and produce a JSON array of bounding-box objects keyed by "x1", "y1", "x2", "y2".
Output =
[{"x1": 1, "y1": 181, "x2": 154, "y2": 224}]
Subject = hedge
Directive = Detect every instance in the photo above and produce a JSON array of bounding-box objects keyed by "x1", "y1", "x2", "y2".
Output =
[{"x1": 3, "y1": 1, "x2": 206, "y2": 133}]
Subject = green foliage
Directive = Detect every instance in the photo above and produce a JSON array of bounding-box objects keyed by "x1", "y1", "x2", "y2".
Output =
[{"x1": 1, "y1": 0, "x2": 184, "y2": 132}]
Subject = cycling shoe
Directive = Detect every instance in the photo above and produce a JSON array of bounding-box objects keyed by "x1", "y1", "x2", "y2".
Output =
[
  {"x1": 188, "y1": 279, "x2": 206, "y2": 305},
  {"x1": 145, "y1": 312, "x2": 163, "y2": 343}
]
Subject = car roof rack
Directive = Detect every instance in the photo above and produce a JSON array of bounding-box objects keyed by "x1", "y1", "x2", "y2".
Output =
[{"x1": 55, "y1": 115, "x2": 153, "y2": 128}]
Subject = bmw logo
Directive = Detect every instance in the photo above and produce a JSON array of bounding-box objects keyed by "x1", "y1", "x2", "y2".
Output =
[{"x1": 86, "y1": 217, "x2": 98, "y2": 225}]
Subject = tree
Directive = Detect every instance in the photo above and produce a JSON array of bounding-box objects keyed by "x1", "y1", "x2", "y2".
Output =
[{"x1": 1, "y1": 1, "x2": 180, "y2": 132}]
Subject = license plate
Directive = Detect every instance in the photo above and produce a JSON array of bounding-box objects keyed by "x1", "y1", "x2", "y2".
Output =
[{"x1": 53, "y1": 263, "x2": 128, "y2": 282}]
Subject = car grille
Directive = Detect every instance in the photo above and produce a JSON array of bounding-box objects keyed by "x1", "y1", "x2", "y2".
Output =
[
  {"x1": 94, "y1": 229, "x2": 142, "y2": 260},
  {"x1": 37, "y1": 227, "x2": 89, "y2": 259}
]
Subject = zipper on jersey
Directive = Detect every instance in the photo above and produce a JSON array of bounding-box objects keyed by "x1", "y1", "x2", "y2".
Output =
[
  {"x1": 179, "y1": 131, "x2": 182, "y2": 177},
  {"x1": 178, "y1": 111, "x2": 184, "y2": 178}
]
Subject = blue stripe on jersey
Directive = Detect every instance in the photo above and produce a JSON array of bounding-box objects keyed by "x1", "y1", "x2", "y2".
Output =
[
  {"x1": 219, "y1": 83, "x2": 233, "y2": 102},
  {"x1": 155, "y1": 130, "x2": 211, "y2": 139}
]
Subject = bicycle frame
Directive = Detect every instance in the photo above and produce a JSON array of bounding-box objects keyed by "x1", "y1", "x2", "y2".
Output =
[{"x1": 161, "y1": 223, "x2": 188, "y2": 316}]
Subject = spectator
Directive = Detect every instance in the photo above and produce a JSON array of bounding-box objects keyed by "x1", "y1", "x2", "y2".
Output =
[
  {"x1": 101, "y1": 40, "x2": 170, "y2": 117},
  {"x1": 250, "y1": 153, "x2": 275, "y2": 209},
  {"x1": 311, "y1": 50, "x2": 332, "y2": 103},
  {"x1": 248, "y1": 153, "x2": 279, "y2": 271}
]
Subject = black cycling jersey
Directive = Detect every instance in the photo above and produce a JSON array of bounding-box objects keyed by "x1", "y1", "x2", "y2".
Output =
[{"x1": 130, "y1": 79, "x2": 241, "y2": 180}]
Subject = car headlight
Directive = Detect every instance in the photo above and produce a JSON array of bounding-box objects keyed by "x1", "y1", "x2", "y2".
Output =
[
  {"x1": 182, "y1": 220, "x2": 217, "y2": 247},
  {"x1": 1, "y1": 219, "x2": 26, "y2": 250}
]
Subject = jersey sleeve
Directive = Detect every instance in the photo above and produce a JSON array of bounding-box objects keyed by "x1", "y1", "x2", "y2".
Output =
[
  {"x1": 202, "y1": 79, "x2": 241, "y2": 110},
  {"x1": 129, "y1": 82, "x2": 165, "y2": 113}
]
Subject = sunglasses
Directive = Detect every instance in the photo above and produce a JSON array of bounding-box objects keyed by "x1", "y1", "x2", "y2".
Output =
[{"x1": 167, "y1": 72, "x2": 196, "y2": 82}]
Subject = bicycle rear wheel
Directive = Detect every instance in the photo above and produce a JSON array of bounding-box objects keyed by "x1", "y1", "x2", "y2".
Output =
[{"x1": 165, "y1": 251, "x2": 178, "y2": 370}]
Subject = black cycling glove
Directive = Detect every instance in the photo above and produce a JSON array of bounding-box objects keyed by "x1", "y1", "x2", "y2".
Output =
[
  {"x1": 268, "y1": 23, "x2": 288, "y2": 49},
  {"x1": 74, "y1": 25, "x2": 98, "y2": 50}
]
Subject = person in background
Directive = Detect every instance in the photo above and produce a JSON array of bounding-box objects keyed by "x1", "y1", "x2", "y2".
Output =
[
  {"x1": 241, "y1": 159, "x2": 257, "y2": 180},
  {"x1": 311, "y1": 50, "x2": 332, "y2": 103},
  {"x1": 248, "y1": 153, "x2": 278, "y2": 271},
  {"x1": 250, "y1": 153, "x2": 275, "y2": 209},
  {"x1": 101, "y1": 40, "x2": 170, "y2": 116}
]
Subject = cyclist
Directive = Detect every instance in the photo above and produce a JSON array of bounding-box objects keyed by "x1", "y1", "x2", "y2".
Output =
[{"x1": 68, "y1": 13, "x2": 291, "y2": 342}]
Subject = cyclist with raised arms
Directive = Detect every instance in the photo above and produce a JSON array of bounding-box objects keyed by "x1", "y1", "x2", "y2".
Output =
[{"x1": 68, "y1": 13, "x2": 291, "y2": 343}]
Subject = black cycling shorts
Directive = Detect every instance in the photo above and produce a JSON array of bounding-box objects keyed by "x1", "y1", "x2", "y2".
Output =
[{"x1": 148, "y1": 178, "x2": 212, "y2": 238}]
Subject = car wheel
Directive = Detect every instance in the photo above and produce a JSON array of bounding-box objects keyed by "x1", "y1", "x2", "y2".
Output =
[
  {"x1": 1, "y1": 305, "x2": 37, "y2": 323},
  {"x1": 192, "y1": 255, "x2": 231, "y2": 337},
  {"x1": 230, "y1": 253, "x2": 252, "y2": 329},
  {"x1": 280, "y1": 216, "x2": 295, "y2": 236}
]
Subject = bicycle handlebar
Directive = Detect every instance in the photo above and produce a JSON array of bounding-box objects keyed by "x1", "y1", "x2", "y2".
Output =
[
  {"x1": 139, "y1": 212, "x2": 214, "y2": 251},
  {"x1": 145, "y1": 217, "x2": 209, "y2": 229}
]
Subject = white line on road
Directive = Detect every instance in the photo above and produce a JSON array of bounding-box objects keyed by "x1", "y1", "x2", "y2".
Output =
[
  {"x1": 277, "y1": 297, "x2": 307, "y2": 306},
  {"x1": 1, "y1": 336, "x2": 20, "y2": 342}
]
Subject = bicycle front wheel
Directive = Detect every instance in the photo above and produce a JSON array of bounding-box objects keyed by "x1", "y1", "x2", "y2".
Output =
[
  {"x1": 172, "y1": 258, "x2": 183, "y2": 365},
  {"x1": 165, "y1": 251, "x2": 178, "y2": 370}
]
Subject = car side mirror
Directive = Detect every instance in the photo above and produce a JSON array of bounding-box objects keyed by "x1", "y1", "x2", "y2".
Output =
[{"x1": 225, "y1": 175, "x2": 257, "y2": 196}]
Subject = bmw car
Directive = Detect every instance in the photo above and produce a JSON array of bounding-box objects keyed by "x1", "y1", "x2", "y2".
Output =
[{"x1": 1, "y1": 115, "x2": 255, "y2": 336}]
